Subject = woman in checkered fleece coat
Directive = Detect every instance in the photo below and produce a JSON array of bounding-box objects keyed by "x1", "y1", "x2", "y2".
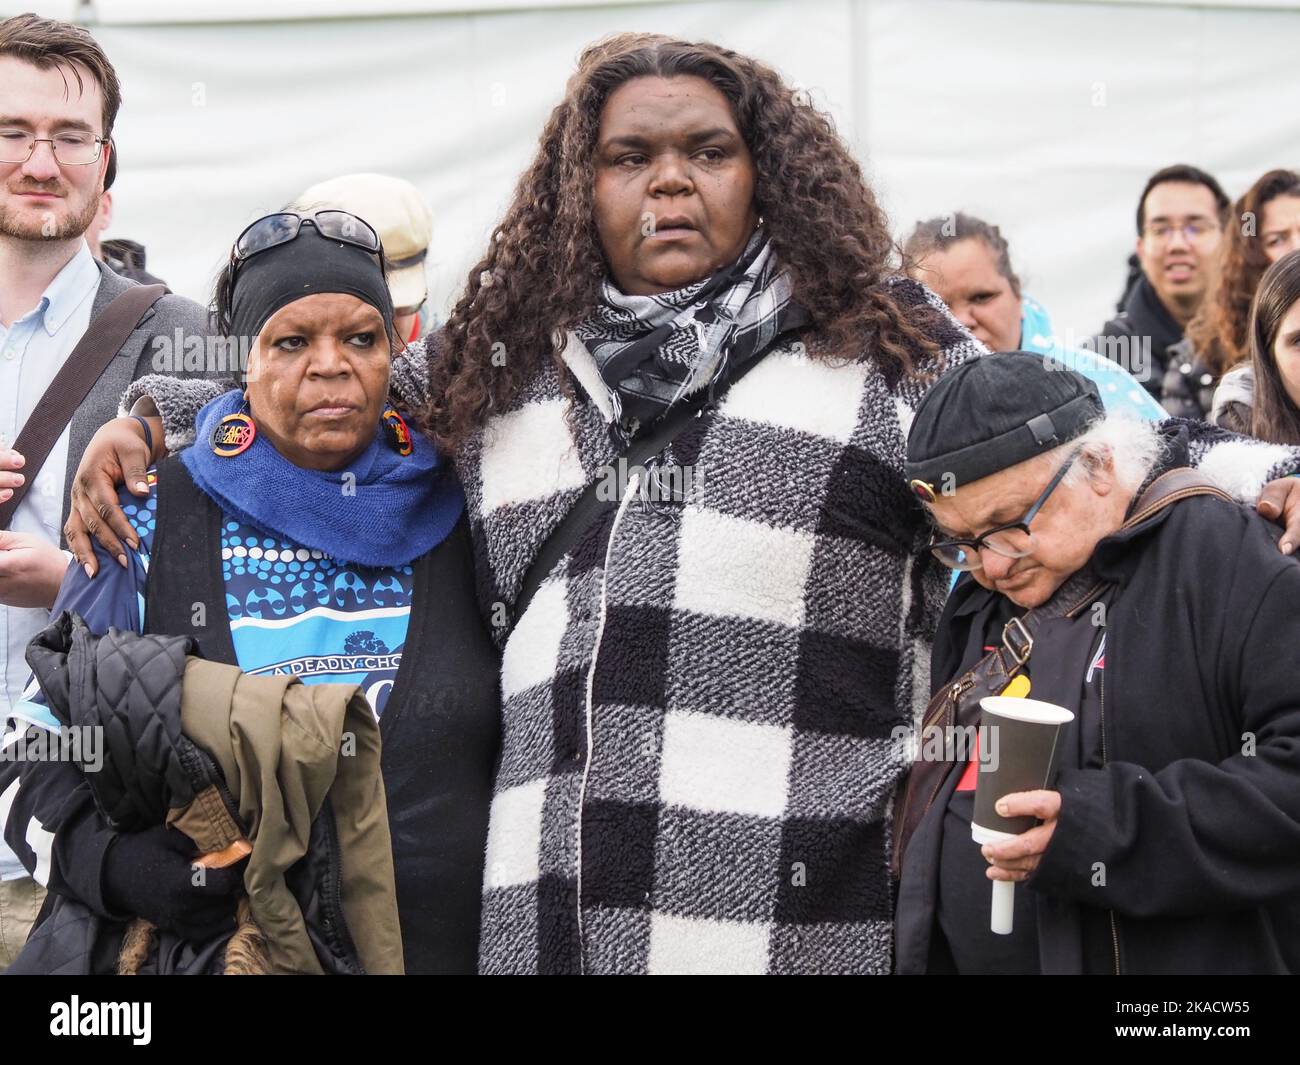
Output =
[
  {"x1": 439, "y1": 314, "x2": 974, "y2": 974},
  {"x1": 417, "y1": 34, "x2": 991, "y2": 974}
]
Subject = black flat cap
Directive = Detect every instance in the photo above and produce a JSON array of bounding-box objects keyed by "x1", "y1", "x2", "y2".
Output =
[{"x1": 905, "y1": 351, "x2": 1103, "y2": 499}]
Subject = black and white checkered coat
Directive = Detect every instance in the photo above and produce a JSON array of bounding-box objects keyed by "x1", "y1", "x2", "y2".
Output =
[{"x1": 457, "y1": 278, "x2": 979, "y2": 974}]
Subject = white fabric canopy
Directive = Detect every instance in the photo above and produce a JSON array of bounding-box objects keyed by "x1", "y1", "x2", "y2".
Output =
[{"x1": 10, "y1": 0, "x2": 1299, "y2": 340}]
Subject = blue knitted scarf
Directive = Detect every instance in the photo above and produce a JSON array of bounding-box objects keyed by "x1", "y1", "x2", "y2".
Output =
[{"x1": 183, "y1": 389, "x2": 463, "y2": 568}]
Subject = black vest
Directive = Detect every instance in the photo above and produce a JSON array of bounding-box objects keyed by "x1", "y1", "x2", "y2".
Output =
[{"x1": 144, "y1": 455, "x2": 501, "y2": 974}]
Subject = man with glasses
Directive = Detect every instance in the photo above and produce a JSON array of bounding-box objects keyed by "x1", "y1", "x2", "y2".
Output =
[
  {"x1": 1093, "y1": 164, "x2": 1229, "y2": 411},
  {"x1": 893, "y1": 351, "x2": 1300, "y2": 974},
  {"x1": 0, "y1": 13, "x2": 210, "y2": 969}
]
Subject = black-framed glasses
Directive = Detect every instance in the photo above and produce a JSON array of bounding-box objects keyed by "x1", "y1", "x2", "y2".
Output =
[
  {"x1": 1142, "y1": 220, "x2": 1220, "y2": 244},
  {"x1": 927, "y1": 448, "x2": 1081, "y2": 571},
  {"x1": 0, "y1": 128, "x2": 107, "y2": 165},
  {"x1": 232, "y1": 210, "x2": 382, "y2": 263}
]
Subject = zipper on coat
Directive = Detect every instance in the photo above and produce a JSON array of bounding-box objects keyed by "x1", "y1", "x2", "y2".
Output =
[
  {"x1": 321, "y1": 801, "x2": 365, "y2": 974},
  {"x1": 188, "y1": 743, "x2": 247, "y2": 837},
  {"x1": 211, "y1": 775, "x2": 241, "y2": 830},
  {"x1": 573, "y1": 467, "x2": 641, "y2": 975},
  {"x1": 1100, "y1": 651, "x2": 1121, "y2": 976}
]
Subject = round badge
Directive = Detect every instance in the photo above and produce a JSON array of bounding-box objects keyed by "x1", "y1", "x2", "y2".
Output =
[
  {"x1": 909, "y1": 478, "x2": 938, "y2": 503},
  {"x1": 210, "y1": 412, "x2": 256, "y2": 457},
  {"x1": 383, "y1": 408, "x2": 414, "y2": 457}
]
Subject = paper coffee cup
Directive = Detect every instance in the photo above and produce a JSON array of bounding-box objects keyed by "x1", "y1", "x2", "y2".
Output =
[
  {"x1": 972, "y1": 696, "x2": 1074, "y2": 839},
  {"x1": 971, "y1": 696, "x2": 1074, "y2": 936}
]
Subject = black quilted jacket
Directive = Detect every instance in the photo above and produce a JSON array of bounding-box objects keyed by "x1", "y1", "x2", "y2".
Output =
[{"x1": 3, "y1": 613, "x2": 364, "y2": 975}]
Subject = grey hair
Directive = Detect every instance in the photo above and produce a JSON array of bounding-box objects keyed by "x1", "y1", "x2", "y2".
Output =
[{"x1": 1051, "y1": 414, "x2": 1165, "y2": 492}]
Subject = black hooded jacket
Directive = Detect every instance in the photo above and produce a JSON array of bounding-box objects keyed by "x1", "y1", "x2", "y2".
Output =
[{"x1": 1094, "y1": 274, "x2": 1186, "y2": 405}]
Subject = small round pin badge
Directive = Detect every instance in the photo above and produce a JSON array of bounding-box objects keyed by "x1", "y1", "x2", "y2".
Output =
[
  {"x1": 210, "y1": 412, "x2": 256, "y2": 457},
  {"x1": 909, "y1": 478, "x2": 938, "y2": 503},
  {"x1": 382, "y1": 408, "x2": 414, "y2": 457}
]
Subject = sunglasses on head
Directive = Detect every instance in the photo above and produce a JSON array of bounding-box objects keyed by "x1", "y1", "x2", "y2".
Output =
[{"x1": 231, "y1": 210, "x2": 382, "y2": 263}]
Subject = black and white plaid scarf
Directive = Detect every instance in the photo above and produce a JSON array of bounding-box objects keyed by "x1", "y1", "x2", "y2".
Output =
[{"x1": 576, "y1": 228, "x2": 808, "y2": 434}]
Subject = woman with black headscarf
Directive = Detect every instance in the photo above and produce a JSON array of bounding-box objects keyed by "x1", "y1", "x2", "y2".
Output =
[{"x1": 0, "y1": 211, "x2": 499, "y2": 973}]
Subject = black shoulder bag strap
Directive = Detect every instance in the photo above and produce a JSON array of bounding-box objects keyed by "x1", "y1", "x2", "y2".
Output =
[
  {"x1": 0, "y1": 283, "x2": 167, "y2": 530},
  {"x1": 511, "y1": 345, "x2": 774, "y2": 630},
  {"x1": 891, "y1": 467, "x2": 1232, "y2": 876},
  {"x1": 143, "y1": 454, "x2": 239, "y2": 666},
  {"x1": 511, "y1": 397, "x2": 702, "y2": 630}
]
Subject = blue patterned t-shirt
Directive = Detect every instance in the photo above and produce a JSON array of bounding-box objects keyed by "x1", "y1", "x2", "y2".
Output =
[{"x1": 51, "y1": 469, "x2": 413, "y2": 717}]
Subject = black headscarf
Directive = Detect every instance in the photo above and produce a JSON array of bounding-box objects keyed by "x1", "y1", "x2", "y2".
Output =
[{"x1": 228, "y1": 224, "x2": 394, "y2": 344}]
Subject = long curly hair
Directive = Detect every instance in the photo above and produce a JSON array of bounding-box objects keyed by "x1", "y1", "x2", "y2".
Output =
[
  {"x1": 425, "y1": 33, "x2": 942, "y2": 454},
  {"x1": 1187, "y1": 169, "x2": 1300, "y2": 377}
]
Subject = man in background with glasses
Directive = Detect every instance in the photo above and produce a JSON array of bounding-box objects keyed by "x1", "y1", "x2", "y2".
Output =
[
  {"x1": 1093, "y1": 164, "x2": 1229, "y2": 411},
  {"x1": 0, "y1": 13, "x2": 210, "y2": 970},
  {"x1": 893, "y1": 351, "x2": 1300, "y2": 974}
]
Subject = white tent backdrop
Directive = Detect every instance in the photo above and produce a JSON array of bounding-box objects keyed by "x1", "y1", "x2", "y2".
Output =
[{"x1": 5, "y1": 0, "x2": 1299, "y2": 339}]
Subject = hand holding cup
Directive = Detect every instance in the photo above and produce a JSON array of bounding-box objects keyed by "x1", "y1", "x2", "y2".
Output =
[{"x1": 980, "y1": 789, "x2": 1062, "y2": 881}]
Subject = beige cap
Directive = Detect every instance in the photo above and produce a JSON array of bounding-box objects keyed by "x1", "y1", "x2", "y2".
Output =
[{"x1": 297, "y1": 172, "x2": 433, "y2": 311}]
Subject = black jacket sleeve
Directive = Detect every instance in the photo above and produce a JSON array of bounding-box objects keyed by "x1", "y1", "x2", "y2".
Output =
[
  {"x1": 0, "y1": 533, "x2": 150, "y2": 916},
  {"x1": 0, "y1": 737, "x2": 119, "y2": 915},
  {"x1": 1031, "y1": 550, "x2": 1300, "y2": 917}
]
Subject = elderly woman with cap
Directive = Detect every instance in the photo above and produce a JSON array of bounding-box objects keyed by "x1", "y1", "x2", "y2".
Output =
[
  {"x1": 893, "y1": 351, "x2": 1300, "y2": 975},
  {"x1": 0, "y1": 209, "x2": 499, "y2": 974}
]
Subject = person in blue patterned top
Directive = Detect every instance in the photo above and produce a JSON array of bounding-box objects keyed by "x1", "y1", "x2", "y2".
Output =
[
  {"x1": 56, "y1": 467, "x2": 418, "y2": 716},
  {"x1": 3, "y1": 210, "x2": 499, "y2": 974}
]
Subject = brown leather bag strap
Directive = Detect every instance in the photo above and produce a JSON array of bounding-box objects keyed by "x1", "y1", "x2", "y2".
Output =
[
  {"x1": 1121, "y1": 466, "x2": 1232, "y2": 529},
  {"x1": 0, "y1": 283, "x2": 167, "y2": 531}
]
